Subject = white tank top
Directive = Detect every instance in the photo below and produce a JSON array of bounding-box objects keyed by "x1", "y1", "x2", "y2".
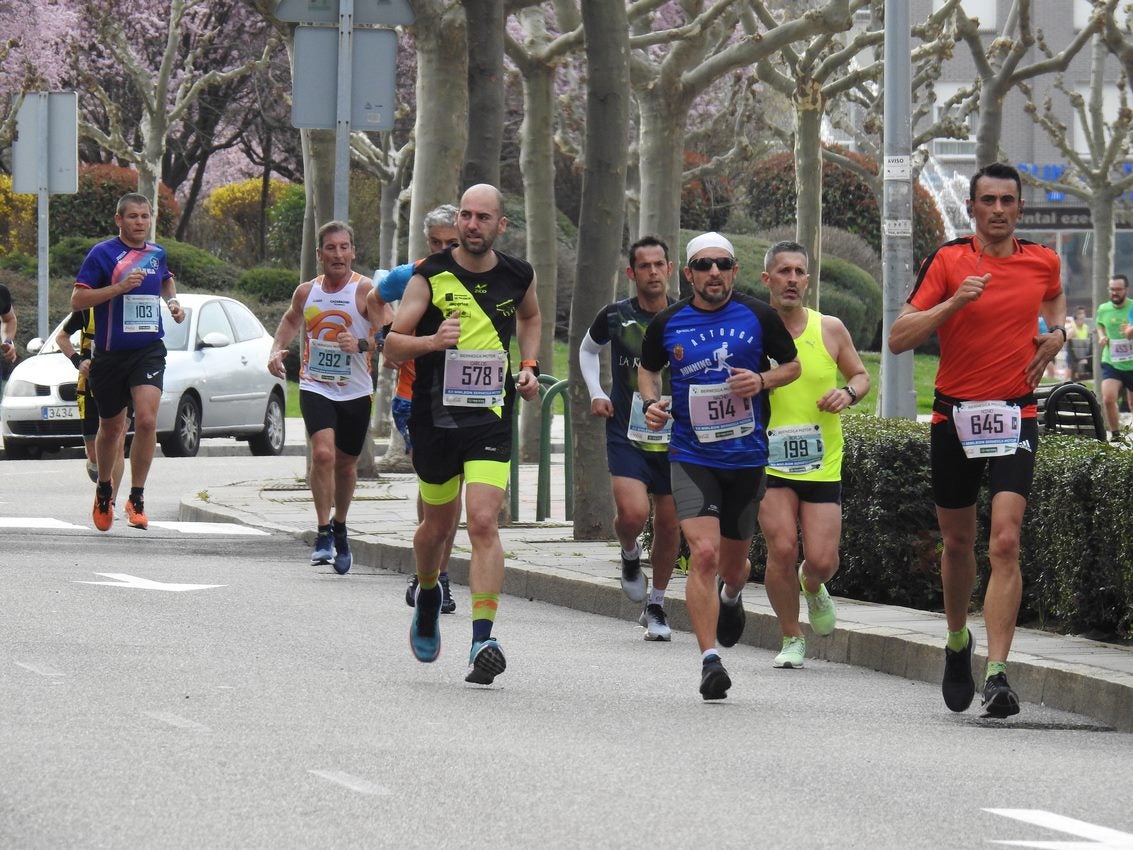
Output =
[{"x1": 299, "y1": 273, "x2": 374, "y2": 401}]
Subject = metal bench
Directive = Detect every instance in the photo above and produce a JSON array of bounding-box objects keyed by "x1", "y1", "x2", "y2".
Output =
[{"x1": 1034, "y1": 381, "x2": 1105, "y2": 441}]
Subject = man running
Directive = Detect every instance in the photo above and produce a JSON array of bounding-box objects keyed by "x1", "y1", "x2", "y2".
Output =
[{"x1": 1095, "y1": 274, "x2": 1133, "y2": 442}]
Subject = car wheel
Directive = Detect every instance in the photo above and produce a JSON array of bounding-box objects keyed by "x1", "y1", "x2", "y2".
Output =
[
  {"x1": 249, "y1": 392, "x2": 285, "y2": 456},
  {"x1": 160, "y1": 394, "x2": 201, "y2": 457}
]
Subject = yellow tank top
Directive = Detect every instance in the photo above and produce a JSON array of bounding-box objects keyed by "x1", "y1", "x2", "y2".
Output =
[{"x1": 766, "y1": 308, "x2": 843, "y2": 482}]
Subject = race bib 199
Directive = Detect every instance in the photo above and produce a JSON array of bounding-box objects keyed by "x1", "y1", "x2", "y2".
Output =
[
  {"x1": 952, "y1": 400, "x2": 1020, "y2": 459},
  {"x1": 688, "y1": 382, "x2": 754, "y2": 443},
  {"x1": 443, "y1": 349, "x2": 506, "y2": 407},
  {"x1": 767, "y1": 423, "x2": 824, "y2": 474}
]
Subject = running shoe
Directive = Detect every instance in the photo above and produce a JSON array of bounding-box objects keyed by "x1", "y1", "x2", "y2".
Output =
[
  {"x1": 699, "y1": 654, "x2": 731, "y2": 700},
  {"x1": 405, "y1": 576, "x2": 418, "y2": 607},
  {"x1": 310, "y1": 531, "x2": 334, "y2": 565},
  {"x1": 716, "y1": 577, "x2": 746, "y2": 648},
  {"x1": 85, "y1": 460, "x2": 98, "y2": 484},
  {"x1": 942, "y1": 629, "x2": 976, "y2": 712},
  {"x1": 125, "y1": 495, "x2": 148, "y2": 530},
  {"x1": 332, "y1": 529, "x2": 352, "y2": 575},
  {"x1": 773, "y1": 635, "x2": 806, "y2": 669},
  {"x1": 981, "y1": 672, "x2": 1021, "y2": 718},
  {"x1": 465, "y1": 637, "x2": 506, "y2": 684},
  {"x1": 92, "y1": 490, "x2": 113, "y2": 532},
  {"x1": 440, "y1": 573, "x2": 456, "y2": 614},
  {"x1": 800, "y1": 565, "x2": 836, "y2": 636},
  {"x1": 620, "y1": 550, "x2": 647, "y2": 603},
  {"x1": 638, "y1": 603, "x2": 672, "y2": 641},
  {"x1": 409, "y1": 585, "x2": 443, "y2": 663}
]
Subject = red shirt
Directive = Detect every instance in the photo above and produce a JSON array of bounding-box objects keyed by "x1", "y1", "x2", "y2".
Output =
[{"x1": 908, "y1": 236, "x2": 1061, "y2": 420}]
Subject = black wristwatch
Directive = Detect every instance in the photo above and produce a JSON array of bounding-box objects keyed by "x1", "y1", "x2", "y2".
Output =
[
  {"x1": 641, "y1": 398, "x2": 659, "y2": 416},
  {"x1": 70, "y1": 353, "x2": 84, "y2": 369},
  {"x1": 842, "y1": 384, "x2": 859, "y2": 405},
  {"x1": 357, "y1": 338, "x2": 370, "y2": 353}
]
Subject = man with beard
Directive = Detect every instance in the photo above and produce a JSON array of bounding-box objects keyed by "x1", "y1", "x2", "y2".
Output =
[{"x1": 1095, "y1": 274, "x2": 1133, "y2": 442}]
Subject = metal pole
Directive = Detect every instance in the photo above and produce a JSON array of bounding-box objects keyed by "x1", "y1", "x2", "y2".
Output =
[
  {"x1": 333, "y1": 0, "x2": 353, "y2": 222},
  {"x1": 881, "y1": 0, "x2": 917, "y2": 419},
  {"x1": 35, "y1": 93, "x2": 50, "y2": 341}
]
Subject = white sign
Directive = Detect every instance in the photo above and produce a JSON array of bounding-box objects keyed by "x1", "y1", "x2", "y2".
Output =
[
  {"x1": 276, "y1": 0, "x2": 413, "y2": 25},
  {"x1": 292, "y1": 26, "x2": 397, "y2": 130},
  {"x1": 12, "y1": 91, "x2": 78, "y2": 194},
  {"x1": 884, "y1": 155, "x2": 911, "y2": 180},
  {"x1": 75, "y1": 573, "x2": 226, "y2": 592},
  {"x1": 883, "y1": 219, "x2": 913, "y2": 237}
]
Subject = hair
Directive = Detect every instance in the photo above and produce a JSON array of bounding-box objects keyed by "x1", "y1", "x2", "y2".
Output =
[
  {"x1": 628, "y1": 235, "x2": 670, "y2": 267},
  {"x1": 317, "y1": 220, "x2": 354, "y2": 249},
  {"x1": 423, "y1": 204, "x2": 458, "y2": 235},
  {"x1": 1111, "y1": 273, "x2": 1129, "y2": 287},
  {"x1": 1074, "y1": 305, "x2": 1087, "y2": 315},
  {"x1": 969, "y1": 162, "x2": 1022, "y2": 201},
  {"x1": 764, "y1": 240, "x2": 808, "y2": 271},
  {"x1": 116, "y1": 193, "x2": 151, "y2": 216}
]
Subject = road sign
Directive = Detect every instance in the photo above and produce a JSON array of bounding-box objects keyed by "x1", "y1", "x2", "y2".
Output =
[
  {"x1": 275, "y1": 0, "x2": 413, "y2": 25},
  {"x1": 11, "y1": 91, "x2": 78, "y2": 194},
  {"x1": 292, "y1": 26, "x2": 397, "y2": 130}
]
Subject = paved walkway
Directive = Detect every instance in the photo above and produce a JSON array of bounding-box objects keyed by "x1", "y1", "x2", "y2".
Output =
[{"x1": 179, "y1": 419, "x2": 1133, "y2": 732}]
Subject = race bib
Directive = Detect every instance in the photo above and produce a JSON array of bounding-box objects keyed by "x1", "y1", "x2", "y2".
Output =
[
  {"x1": 122, "y1": 294, "x2": 160, "y2": 334},
  {"x1": 443, "y1": 350, "x2": 506, "y2": 407},
  {"x1": 953, "y1": 400, "x2": 1020, "y2": 459},
  {"x1": 627, "y1": 392, "x2": 672, "y2": 444},
  {"x1": 688, "y1": 383, "x2": 754, "y2": 443},
  {"x1": 1110, "y1": 339, "x2": 1133, "y2": 364},
  {"x1": 767, "y1": 423, "x2": 824, "y2": 474},
  {"x1": 307, "y1": 337, "x2": 350, "y2": 384}
]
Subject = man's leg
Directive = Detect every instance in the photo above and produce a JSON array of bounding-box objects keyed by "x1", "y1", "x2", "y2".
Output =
[
  {"x1": 1101, "y1": 377, "x2": 1122, "y2": 434},
  {"x1": 332, "y1": 447, "x2": 358, "y2": 524},
  {"x1": 937, "y1": 505, "x2": 979, "y2": 634},
  {"x1": 307, "y1": 428, "x2": 337, "y2": 527},
  {"x1": 612, "y1": 475, "x2": 651, "y2": 601},
  {"x1": 463, "y1": 480, "x2": 509, "y2": 683},
  {"x1": 983, "y1": 492, "x2": 1026, "y2": 664},
  {"x1": 760, "y1": 486, "x2": 803, "y2": 639},
  {"x1": 96, "y1": 410, "x2": 129, "y2": 488},
  {"x1": 682, "y1": 515, "x2": 724, "y2": 654},
  {"x1": 126, "y1": 383, "x2": 161, "y2": 489},
  {"x1": 649, "y1": 493, "x2": 679, "y2": 595},
  {"x1": 410, "y1": 487, "x2": 462, "y2": 664}
]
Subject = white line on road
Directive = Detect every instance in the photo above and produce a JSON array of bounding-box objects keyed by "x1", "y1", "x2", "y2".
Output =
[
  {"x1": 15, "y1": 661, "x2": 64, "y2": 677},
  {"x1": 148, "y1": 522, "x2": 269, "y2": 535},
  {"x1": 0, "y1": 518, "x2": 87, "y2": 530},
  {"x1": 309, "y1": 770, "x2": 390, "y2": 796},
  {"x1": 986, "y1": 808, "x2": 1133, "y2": 848},
  {"x1": 142, "y1": 711, "x2": 210, "y2": 731},
  {"x1": 75, "y1": 573, "x2": 226, "y2": 591}
]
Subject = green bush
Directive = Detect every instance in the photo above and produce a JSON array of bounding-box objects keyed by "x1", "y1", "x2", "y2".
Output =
[
  {"x1": 266, "y1": 183, "x2": 306, "y2": 268},
  {"x1": 201, "y1": 177, "x2": 291, "y2": 265},
  {"x1": 51, "y1": 236, "x2": 240, "y2": 291},
  {"x1": 0, "y1": 251, "x2": 37, "y2": 277},
  {"x1": 238, "y1": 266, "x2": 300, "y2": 303},
  {"x1": 50, "y1": 164, "x2": 179, "y2": 241}
]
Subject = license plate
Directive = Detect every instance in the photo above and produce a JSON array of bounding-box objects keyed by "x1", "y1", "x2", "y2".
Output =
[{"x1": 41, "y1": 405, "x2": 79, "y2": 420}]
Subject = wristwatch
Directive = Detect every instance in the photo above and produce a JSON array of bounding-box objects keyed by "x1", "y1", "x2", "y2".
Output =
[
  {"x1": 358, "y1": 338, "x2": 370, "y2": 353},
  {"x1": 520, "y1": 358, "x2": 540, "y2": 377},
  {"x1": 842, "y1": 384, "x2": 859, "y2": 405}
]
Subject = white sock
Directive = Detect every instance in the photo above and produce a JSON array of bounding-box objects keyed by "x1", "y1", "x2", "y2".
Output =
[
  {"x1": 702, "y1": 648, "x2": 720, "y2": 663},
  {"x1": 622, "y1": 542, "x2": 642, "y2": 560},
  {"x1": 648, "y1": 587, "x2": 666, "y2": 607},
  {"x1": 720, "y1": 582, "x2": 741, "y2": 606}
]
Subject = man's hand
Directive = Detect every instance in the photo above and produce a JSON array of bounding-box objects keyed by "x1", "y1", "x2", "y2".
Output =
[
  {"x1": 1024, "y1": 332, "x2": 1063, "y2": 387},
  {"x1": 119, "y1": 269, "x2": 145, "y2": 294},
  {"x1": 267, "y1": 349, "x2": 288, "y2": 379},
  {"x1": 951, "y1": 273, "x2": 991, "y2": 310},
  {"x1": 816, "y1": 387, "x2": 852, "y2": 413},
  {"x1": 725, "y1": 367, "x2": 762, "y2": 399},
  {"x1": 590, "y1": 398, "x2": 613, "y2": 418},
  {"x1": 0, "y1": 340, "x2": 15, "y2": 364},
  {"x1": 336, "y1": 329, "x2": 361, "y2": 353},
  {"x1": 168, "y1": 300, "x2": 186, "y2": 324},
  {"x1": 516, "y1": 367, "x2": 539, "y2": 401},
  {"x1": 433, "y1": 310, "x2": 461, "y2": 350},
  {"x1": 643, "y1": 398, "x2": 672, "y2": 431}
]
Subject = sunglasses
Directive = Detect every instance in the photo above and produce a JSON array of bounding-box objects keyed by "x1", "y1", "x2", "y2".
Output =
[{"x1": 688, "y1": 256, "x2": 736, "y2": 272}]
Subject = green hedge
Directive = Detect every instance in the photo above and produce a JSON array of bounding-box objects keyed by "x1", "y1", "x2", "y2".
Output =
[
  {"x1": 51, "y1": 237, "x2": 241, "y2": 291},
  {"x1": 238, "y1": 266, "x2": 300, "y2": 303}
]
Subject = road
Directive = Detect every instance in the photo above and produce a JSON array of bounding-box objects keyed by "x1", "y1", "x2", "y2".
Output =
[{"x1": 1, "y1": 455, "x2": 1131, "y2": 848}]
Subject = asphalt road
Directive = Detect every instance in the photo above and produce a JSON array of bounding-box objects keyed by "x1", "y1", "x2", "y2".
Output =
[{"x1": 2, "y1": 455, "x2": 1131, "y2": 848}]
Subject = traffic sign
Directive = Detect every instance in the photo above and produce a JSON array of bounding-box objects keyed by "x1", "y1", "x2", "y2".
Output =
[
  {"x1": 275, "y1": 0, "x2": 413, "y2": 25},
  {"x1": 292, "y1": 26, "x2": 397, "y2": 130},
  {"x1": 12, "y1": 91, "x2": 78, "y2": 195}
]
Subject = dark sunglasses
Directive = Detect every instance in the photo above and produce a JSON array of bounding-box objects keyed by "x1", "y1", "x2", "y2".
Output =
[{"x1": 688, "y1": 256, "x2": 736, "y2": 272}]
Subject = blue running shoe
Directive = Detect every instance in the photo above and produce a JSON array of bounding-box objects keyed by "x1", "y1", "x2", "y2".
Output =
[
  {"x1": 332, "y1": 531, "x2": 352, "y2": 575},
  {"x1": 409, "y1": 585, "x2": 442, "y2": 663},
  {"x1": 465, "y1": 637, "x2": 506, "y2": 684},
  {"x1": 311, "y1": 531, "x2": 334, "y2": 565}
]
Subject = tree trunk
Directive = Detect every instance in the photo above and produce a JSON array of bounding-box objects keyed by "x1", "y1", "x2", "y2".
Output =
[
  {"x1": 795, "y1": 81, "x2": 825, "y2": 308},
  {"x1": 571, "y1": 0, "x2": 628, "y2": 540},
  {"x1": 461, "y1": 0, "x2": 505, "y2": 190},
  {"x1": 306, "y1": 129, "x2": 337, "y2": 229},
  {"x1": 636, "y1": 90, "x2": 687, "y2": 292}
]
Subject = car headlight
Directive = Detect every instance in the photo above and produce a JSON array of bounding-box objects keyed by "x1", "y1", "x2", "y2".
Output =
[{"x1": 2, "y1": 379, "x2": 39, "y2": 397}]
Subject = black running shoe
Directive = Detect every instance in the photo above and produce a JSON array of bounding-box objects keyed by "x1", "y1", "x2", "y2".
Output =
[
  {"x1": 405, "y1": 576, "x2": 418, "y2": 607},
  {"x1": 981, "y1": 672, "x2": 1020, "y2": 718},
  {"x1": 440, "y1": 573, "x2": 456, "y2": 614},
  {"x1": 942, "y1": 629, "x2": 976, "y2": 712},
  {"x1": 716, "y1": 577, "x2": 746, "y2": 648},
  {"x1": 699, "y1": 654, "x2": 731, "y2": 701}
]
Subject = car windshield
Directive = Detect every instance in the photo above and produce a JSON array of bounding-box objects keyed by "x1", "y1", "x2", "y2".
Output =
[{"x1": 35, "y1": 308, "x2": 193, "y2": 355}]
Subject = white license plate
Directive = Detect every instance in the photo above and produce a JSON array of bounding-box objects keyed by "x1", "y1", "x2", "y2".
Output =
[{"x1": 41, "y1": 405, "x2": 79, "y2": 420}]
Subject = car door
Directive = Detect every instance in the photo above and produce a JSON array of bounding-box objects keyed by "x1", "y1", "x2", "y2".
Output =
[
  {"x1": 219, "y1": 298, "x2": 274, "y2": 427},
  {"x1": 192, "y1": 299, "x2": 252, "y2": 428}
]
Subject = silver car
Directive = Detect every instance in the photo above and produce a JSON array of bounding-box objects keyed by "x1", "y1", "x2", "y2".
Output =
[{"x1": 1, "y1": 293, "x2": 286, "y2": 459}]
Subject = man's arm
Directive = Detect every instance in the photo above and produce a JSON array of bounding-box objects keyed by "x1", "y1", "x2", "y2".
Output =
[
  {"x1": 160, "y1": 273, "x2": 185, "y2": 324},
  {"x1": 514, "y1": 275, "x2": 541, "y2": 400},
  {"x1": 888, "y1": 272, "x2": 991, "y2": 353},
  {"x1": 0, "y1": 303, "x2": 15, "y2": 363},
  {"x1": 579, "y1": 332, "x2": 612, "y2": 417},
  {"x1": 385, "y1": 275, "x2": 460, "y2": 361},
  {"x1": 818, "y1": 316, "x2": 870, "y2": 413},
  {"x1": 267, "y1": 283, "x2": 311, "y2": 379},
  {"x1": 1025, "y1": 290, "x2": 1069, "y2": 386},
  {"x1": 636, "y1": 365, "x2": 670, "y2": 431}
]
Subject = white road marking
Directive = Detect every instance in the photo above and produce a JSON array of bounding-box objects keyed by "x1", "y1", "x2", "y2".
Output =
[
  {"x1": 148, "y1": 521, "x2": 269, "y2": 535},
  {"x1": 142, "y1": 711, "x2": 210, "y2": 730},
  {"x1": 986, "y1": 808, "x2": 1133, "y2": 848},
  {"x1": 0, "y1": 518, "x2": 86, "y2": 530},
  {"x1": 15, "y1": 661, "x2": 64, "y2": 677},
  {"x1": 309, "y1": 770, "x2": 390, "y2": 796},
  {"x1": 75, "y1": 573, "x2": 226, "y2": 592}
]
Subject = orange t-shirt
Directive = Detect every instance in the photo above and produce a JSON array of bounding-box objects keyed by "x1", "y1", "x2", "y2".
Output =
[{"x1": 908, "y1": 236, "x2": 1061, "y2": 421}]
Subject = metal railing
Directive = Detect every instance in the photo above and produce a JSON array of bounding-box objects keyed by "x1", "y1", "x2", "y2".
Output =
[{"x1": 509, "y1": 373, "x2": 573, "y2": 521}]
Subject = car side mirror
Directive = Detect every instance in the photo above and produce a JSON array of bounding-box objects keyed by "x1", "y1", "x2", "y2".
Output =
[
  {"x1": 27, "y1": 338, "x2": 44, "y2": 354},
  {"x1": 198, "y1": 331, "x2": 232, "y2": 349}
]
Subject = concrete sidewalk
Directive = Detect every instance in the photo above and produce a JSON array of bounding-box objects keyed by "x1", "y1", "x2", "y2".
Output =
[{"x1": 180, "y1": 425, "x2": 1133, "y2": 733}]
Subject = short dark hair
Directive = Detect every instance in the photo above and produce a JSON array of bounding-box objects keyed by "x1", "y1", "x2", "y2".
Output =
[
  {"x1": 764, "y1": 240, "x2": 808, "y2": 272},
  {"x1": 317, "y1": 220, "x2": 354, "y2": 250},
  {"x1": 628, "y1": 236, "x2": 669, "y2": 268},
  {"x1": 116, "y1": 193, "x2": 151, "y2": 216},
  {"x1": 1111, "y1": 273, "x2": 1129, "y2": 287},
  {"x1": 969, "y1": 162, "x2": 1022, "y2": 201}
]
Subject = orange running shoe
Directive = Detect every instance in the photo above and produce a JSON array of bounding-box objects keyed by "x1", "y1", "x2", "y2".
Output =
[
  {"x1": 92, "y1": 490, "x2": 113, "y2": 532},
  {"x1": 125, "y1": 495, "x2": 148, "y2": 530}
]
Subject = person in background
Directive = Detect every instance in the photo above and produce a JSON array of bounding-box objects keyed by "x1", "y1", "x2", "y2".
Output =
[
  {"x1": 0, "y1": 283, "x2": 16, "y2": 367},
  {"x1": 1095, "y1": 275, "x2": 1133, "y2": 442}
]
